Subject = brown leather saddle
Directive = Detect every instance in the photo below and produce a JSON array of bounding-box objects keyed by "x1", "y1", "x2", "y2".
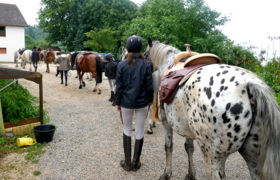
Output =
[{"x1": 159, "y1": 45, "x2": 221, "y2": 103}]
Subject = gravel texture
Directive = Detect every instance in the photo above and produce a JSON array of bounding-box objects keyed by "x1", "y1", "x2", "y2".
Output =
[{"x1": 5, "y1": 63, "x2": 250, "y2": 179}]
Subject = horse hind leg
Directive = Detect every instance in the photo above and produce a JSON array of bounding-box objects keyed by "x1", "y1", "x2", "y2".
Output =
[
  {"x1": 200, "y1": 144, "x2": 227, "y2": 180},
  {"x1": 238, "y1": 124, "x2": 261, "y2": 179},
  {"x1": 184, "y1": 139, "x2": 196, "y2": 180}
]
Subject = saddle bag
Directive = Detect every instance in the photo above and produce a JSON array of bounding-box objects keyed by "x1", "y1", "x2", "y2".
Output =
[{"x1": 159, "y1": 71, "x2": 184, "y2": 103}]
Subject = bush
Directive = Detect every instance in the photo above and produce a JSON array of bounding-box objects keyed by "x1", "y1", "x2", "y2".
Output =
[{"x1": 0, "y1": 80, "x2": 39, "y2": 124}]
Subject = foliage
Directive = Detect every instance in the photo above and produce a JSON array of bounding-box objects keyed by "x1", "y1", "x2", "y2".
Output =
[
  {"x1": 39, "y1": 0, "x2": 138, "y2": 51},
  {"x1": 25, "y1": 26, "x2": 51, "y2": 49},
  {"x1": 84, "y1": 27, "x2": 116, "y2": 53},
  {"x1": 0, "y1": 80, "x2": 39, "y2": 124},
  {"x1": 0, "y1": 135, "x2": 46, "y2": 163},
  {"x1": 25, "y1": 34, "x2": 36, "y2": 50}
]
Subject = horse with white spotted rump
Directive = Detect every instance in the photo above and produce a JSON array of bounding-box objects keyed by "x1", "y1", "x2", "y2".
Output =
[{"x1": 145, "y1": 39, "x2": 280, "y2": 180}]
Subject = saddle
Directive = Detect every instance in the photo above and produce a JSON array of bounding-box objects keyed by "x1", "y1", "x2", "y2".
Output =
[{"x1": 159, "y1": 49, "x2": 221, "y2": 103}]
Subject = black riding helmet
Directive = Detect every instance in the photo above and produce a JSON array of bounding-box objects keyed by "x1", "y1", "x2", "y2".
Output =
[
  {"x1": 105, "y1": 53, "x2": 113, "y2": 60},
  {"x1": 126, "y1": 35, "x2": 142, "y2": 53}
]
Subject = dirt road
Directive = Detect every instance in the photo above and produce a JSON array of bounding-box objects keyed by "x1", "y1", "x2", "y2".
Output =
[{"x1": 1, "y1": 63, "x2": 250, "y2": 179}]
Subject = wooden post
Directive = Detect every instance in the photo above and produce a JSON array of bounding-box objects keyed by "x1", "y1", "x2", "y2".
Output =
[
  {"x1": 0, "y1": 96, "x2": 5, "y2": 136},
  {"x1": 39, "y1": 74, "x2": 44, "y2": 124}
]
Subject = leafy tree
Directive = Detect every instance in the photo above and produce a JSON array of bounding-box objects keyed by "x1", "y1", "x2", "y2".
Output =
[
  {"x1": 39, "y1": 0, "x2": 137, "y2": 51},
  {"x1": 84, "y1": 27, "x2": 116, "y2": 53},
  {"x1": 25, "y1": 34, "x2": 36, "y2": 49}
]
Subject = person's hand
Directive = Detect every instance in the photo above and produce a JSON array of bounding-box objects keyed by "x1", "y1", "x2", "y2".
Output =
[{"x1": 117, "y1": 106, "x2": 121, "y2": 112}]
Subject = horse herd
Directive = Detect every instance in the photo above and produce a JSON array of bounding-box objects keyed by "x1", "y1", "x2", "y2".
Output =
[
  {"x1": 14, "y1": 48, "x2": 57, "y2": 73},
  {"x1": 13, "y1": 40, "x2": 280, "y2": 179}
]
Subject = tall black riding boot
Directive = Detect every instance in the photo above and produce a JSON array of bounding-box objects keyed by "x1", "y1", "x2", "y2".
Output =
[
  {"x1": 109, "y1": 91, "x2": 114, "y2": 102},
  {"x1": 60, "y1": 71, "x2": 63, "y2": 84},
  {"x1": 112, "y1": 92, "x2": 116, "y2": 106},
  {"x1": 132, "y1": 138, "x2": 144, "y2": 171},
  {"x1": 56, "y1": 67, "x2": 59, "y2": 77},
  {"x1": 120, "y1": 133, "x2": 132, "y2": 171}
]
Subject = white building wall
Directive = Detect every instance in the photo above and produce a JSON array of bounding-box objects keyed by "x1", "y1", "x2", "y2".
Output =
[{"x1": 0, "y1": 26, "x2": 25, "y2": 62}]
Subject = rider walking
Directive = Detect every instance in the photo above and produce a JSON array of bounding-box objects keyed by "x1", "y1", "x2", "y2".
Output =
[
  {"x1": 31, "y1": 46, "x2": 40, "y2": 72},
  {"x1": 105, "y1": 53, "x2": 118, "y2": 106},
  {"x1": 115, "y1": 35, "x2": 154, "y2": 171},
  {"x1": 55, "y1": 50, "x2": 70, "y2": 86}
]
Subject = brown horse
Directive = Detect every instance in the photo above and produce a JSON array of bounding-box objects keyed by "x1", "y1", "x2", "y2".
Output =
[
  {"x1": 70, "y1": 52, "x2": 103, "y2": 94},
  {"x1": 45, "y1": 49, "x2": 56, "y2": 73}
]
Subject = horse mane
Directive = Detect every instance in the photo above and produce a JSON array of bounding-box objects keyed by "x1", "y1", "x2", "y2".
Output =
[{"x1": 149, "y1": 41, "x2": 180, "y2": 70}]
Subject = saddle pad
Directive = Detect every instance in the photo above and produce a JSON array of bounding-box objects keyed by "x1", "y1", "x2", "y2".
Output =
[{"x1": 159, "y1": 64, "x2": 204, "y2": 103}]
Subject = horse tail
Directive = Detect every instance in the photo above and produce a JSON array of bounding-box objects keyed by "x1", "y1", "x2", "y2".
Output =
[
  {"x1": 95, "y1": 56, "x2": 103, "y2": 83},
  {"x1": 247, "y1": 82, "x2": 280, "y2": 179}
]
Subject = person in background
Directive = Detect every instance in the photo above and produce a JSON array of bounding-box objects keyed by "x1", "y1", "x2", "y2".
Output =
[
  {"x1": 55, "y1": 50, "x2": 70, "y2": 86},
  {"x1": 31, "y1": 46, "x2": 40, "y2": 72},
  {"x1": 115, "y1": 35, "x2": 154, "y2": 171},
  {"x1": 105, "y1": 53, "x2": 118, "y2": 106}
]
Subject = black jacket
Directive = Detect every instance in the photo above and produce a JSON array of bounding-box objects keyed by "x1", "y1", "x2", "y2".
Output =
[
  {"x1": 31, "y1": 50, "x2": 40, "y2": 62},
  {"x1": 105, "y1": 60, "x2": 117, "y2": 79},
  {"x1": 115, "y1": 57, "x2": 154, "y2": 109}
]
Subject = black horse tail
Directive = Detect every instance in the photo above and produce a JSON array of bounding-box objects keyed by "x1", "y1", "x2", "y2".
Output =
[{"x1": 96, "y1": 57, "x2": 103, "y2": 83}]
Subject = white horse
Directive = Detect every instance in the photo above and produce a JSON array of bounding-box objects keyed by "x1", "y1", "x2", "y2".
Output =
[
  {"x1": 145, "y1": 39, "x2": 280, "y2": 180},
  {"x1": 14, "y1": 49, "x2": 22, "y2": 67},
  {"x1": 21, "y1": 49, "x2": 32, "y2": 71}
]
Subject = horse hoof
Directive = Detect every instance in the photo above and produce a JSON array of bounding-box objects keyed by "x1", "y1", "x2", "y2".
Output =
[
  {"x1": 159, "y1": 174, "x2": 170, "y2": 180},
  {"x1": 185, "y1": 174, "x2": 195, "y2": 180},
  {"x1": 82, "y1": 82, "x2": 86, "y2": 87},
  {"x1": 93, "y1": 89, "x2": 97, "y2": 92},
  {"x1": 79, "y1": 85, "x2": 82, "y2": 89},
  {"x1": 98, "y1": 92, "x2": 101, "y2": 95},
  {"x1": 147, "y1": 130, "x2": 153, "y2": 134}
]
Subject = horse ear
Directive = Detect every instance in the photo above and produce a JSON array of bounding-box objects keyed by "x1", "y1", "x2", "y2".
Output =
[{"x1": 148, "y1": 37, "x2": 153, "y2": 47}]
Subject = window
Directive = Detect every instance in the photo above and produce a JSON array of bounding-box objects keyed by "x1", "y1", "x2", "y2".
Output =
[
  {"x1": 0, "y1": 48, "x2": 7, "y2": 54},
  {"x1": 0, "y1": 26, "x2": 6, "y2": 37}
]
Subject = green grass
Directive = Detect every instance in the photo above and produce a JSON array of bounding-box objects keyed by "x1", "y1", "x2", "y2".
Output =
[
  {"x1": 33, "y1": 170, "x2": 41, "y2": 176},
  {"x1": 0, "y1": 133, "x2": 47, "y2": 163}
]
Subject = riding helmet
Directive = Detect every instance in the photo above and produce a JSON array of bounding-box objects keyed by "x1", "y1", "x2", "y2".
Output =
[
  {"x1": 126, "y1": 35, "x2": 142, "y2": 53},
  {"x1": 105, "y1": 53, "x2": 113, "y2": 60}
]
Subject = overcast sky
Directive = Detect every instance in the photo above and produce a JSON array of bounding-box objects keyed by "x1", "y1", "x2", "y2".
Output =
[{"x1": 1, "y1": 0, "x2": 279, "y2": 58}]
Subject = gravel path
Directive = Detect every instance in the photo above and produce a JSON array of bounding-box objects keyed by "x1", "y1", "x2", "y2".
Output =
[{"x1": 13, "y1": 63, "x2": 250, "y2": 179}]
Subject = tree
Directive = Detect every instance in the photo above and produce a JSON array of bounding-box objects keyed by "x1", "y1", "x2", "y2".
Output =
[
  {"x1": 84, "y1": 27, "x2": 116, "y2": 52},
  {"x1": 123, "y1": 0, "x2": 257, "y2": 65},
  {"x1": 39, "y1": 0, "x2": 137, "y2": 51}
]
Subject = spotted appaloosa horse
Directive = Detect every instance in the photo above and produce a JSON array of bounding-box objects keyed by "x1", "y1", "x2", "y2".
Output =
[{"x1": 145, "y1": 39, "x2": 280, "y2": 180}]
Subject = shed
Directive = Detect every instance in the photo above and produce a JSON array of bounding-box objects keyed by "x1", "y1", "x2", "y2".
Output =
[
  {"x1": 0, "y1": 67, "x2": 43, "y2": 135},
  {"x1": 0, "y1": 3, "x2": 28, "y2": 62}
]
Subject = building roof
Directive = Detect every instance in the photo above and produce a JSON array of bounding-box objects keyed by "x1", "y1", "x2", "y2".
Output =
[{"x1": 0, "y1": 3, "x2": 28, "y2": 27}]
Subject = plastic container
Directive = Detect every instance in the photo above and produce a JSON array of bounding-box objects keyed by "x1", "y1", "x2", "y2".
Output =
[{"x1": 34, "y1": 124, "x2": 56, "y2": 143}]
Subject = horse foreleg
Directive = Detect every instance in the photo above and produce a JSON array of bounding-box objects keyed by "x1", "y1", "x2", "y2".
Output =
[
  {"x1": 160, "y1": 113, "x2": 173, "y2": 180},
  {"x1": 46, "y1": 63, "x2": 49, "y2": 73},
  {"x1": 29, "y1": 61, "x2": 32, "y2": 71},
  {"x1": 147, "y1": 111, "x2": 154, "y2": 134},
  {"x1": 184, "y1": 139, "x2": 196, "y2": 180}
]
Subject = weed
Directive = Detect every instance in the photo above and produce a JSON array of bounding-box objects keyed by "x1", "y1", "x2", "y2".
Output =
[{"x1": 33, "y1": 170, "x2": 41, "y2": 176}]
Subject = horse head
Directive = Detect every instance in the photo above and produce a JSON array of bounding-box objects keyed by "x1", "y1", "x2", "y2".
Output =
[{"x1": 121, "y1": 47, "x2": 128, "y2": 61}]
